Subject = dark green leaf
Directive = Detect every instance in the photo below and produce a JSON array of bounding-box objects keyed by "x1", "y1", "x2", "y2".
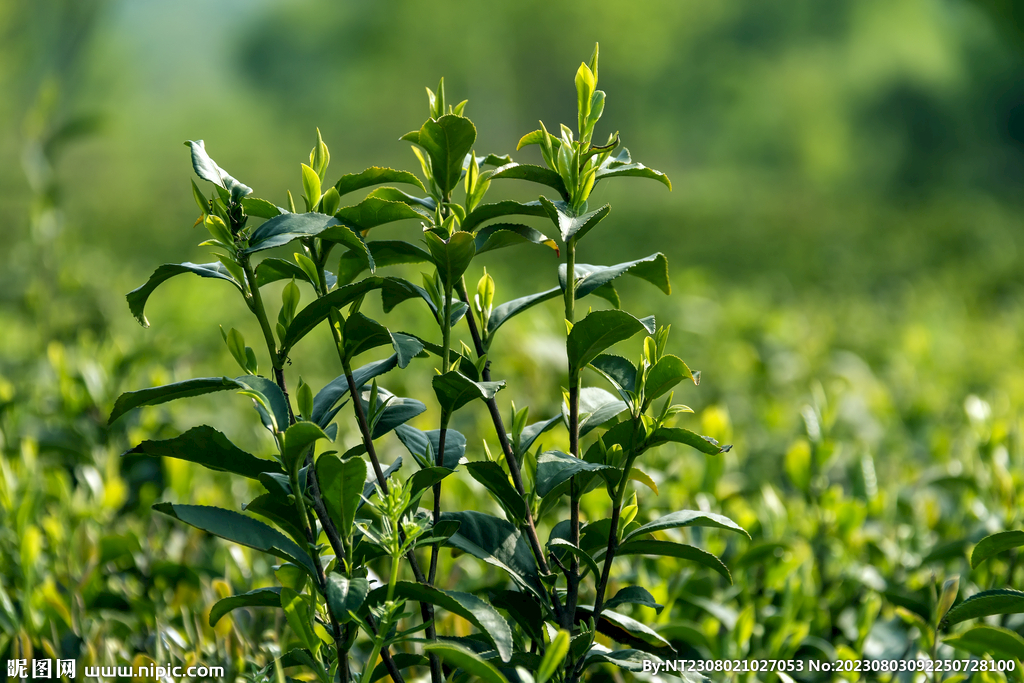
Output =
[
  {"x1": 425, "y1": 231, "x2": 477, "y2": 286},
  {"x1": 432, "y1": 371, "x2": 505, "y2": 417},
  {"x1": 943, "y1": 625, "x2": 1024, "y2": 660},
  {"x1": 616, "y1": 540, "x2": 731, "y2": 583},
  {"x1": 127, "y1": 262, "x2": 241, "y2": 327},
  {"x1": 940, "y1": 589, "x2": 1024, "y2": 629},
  {"x1": 124, "y1": 425, "x2": 280, "y2": 479},
  {"x1": 441, "y1": 511, "x2": 542, "y2": 597},
  {"x1": 490, "y1": 591, "x2": 544, "y2": 641},
  {"x1": 109, "y1": 376, "x2": 243, "y2": 424},
  {"x1": 462, "y1": 200, "x2": 547, "y2": 233},
  {"x1": 366, "y1": 581, "x2": 513, "y2": 661},
  {"x1": 363, "y1": 391, "x2": 426, "y2": 439},
  {"x1": 536, "y1": 450, "x2": 614, "y2": 498},
  {"x1": 489, "y1": 163, "x2": 567, "y2": 199},
  {"x1": 474, "y1": 223, "x2": 559, "y2": 255},
  {"x1": 282, "y1": 277, "x2": 390, "y2": 351},
  {"x1": 237, "y1": 375, "x2": 290, "y2": 434},
  {"x1": 369, "y1": 654, "x2": 427, "y2": 683},
  {"x1": 337, "y1": 240, "x2": 432, "y2": 285},
  {"x1": 623, "y1": 510, "x2": 750, "y2": 543},
  {"x1": 648, "y1": 427, "x2": 730, "y2": 455},
  {"x1": 365, "y1": 186, "x2": 436, "y2": 215},
  {"x1": 395, "y1": 425, "x2": 466, "y2": 469},
  {"x1": 573, "y1": 387, "x2": 628, "y2": 437},
  {"x1": 334, "y1": 197, "x2": 423, "y2": 231},
  {"x1": 595, "y1": 151, "x2": 672, "y2": 190},
  {"x1": 325, "y1": 575, "x2": 369, "y2": 624},
  {"x1": 312, "y1": 355, "x2": 399, "y2": 427},
  {"x1": 486, "y1": 287, "x2": 561, "y2": 338},
  {"x1": 465, "y1": 461, "x2": 527, "y2": 522},
  {"x1": 245, "y1": 212, "x2": 332, "y2": 252},
  {"x1": 549, "y1": 538, "x2": 600, "y2": 579},
  {"x1": 606, "y1": 586, "x2": 664, "y2": 614},
  {"x1": 414, "y1": 115, "x2": 477, "y2": 194},
  {"x1": 519, "y1": 415, "x2": 561, "y2": 455},
  {"x1": 317, "y1": 454, "x2": 366, "y2": 538},
  {"x1": 209, "y1": 587, "x2": 282, "y2": 627},
  {"x1": 342, "y1": 312, "x2": 391, "y2": 360},
  {"x1": 242, "y1": 493, "x2": 307, "y2": 545},
  {"x1": 153, "y1": 503, "x2": 317, "y2": 578},
  {"x1": 539, "y1": 198, "x2": 611, "y2": 243},
  {"x1": 971, "y1": 530, "x2": 1024, "y2": 568},
  {"x1": 567, "y1": 310, "x2": 655, "y2": 373},
  {"x1": 422, "y1": 643, "x2": 509, "y2": 683},
  {"x1": 577, "y1": 605, "x2": 673, "y2": 651},
  {"x1": 256, "y1": 257, "x2": 336, "y2": 290},
  {"x1": 186, "y1": 140, "x2": 252, "y2": 200},
  {"x1": 589, "y1": 355, "x2": 637, "y2": 395},
  {"x1": 560, "y1": 254, "x2": 671, "y2": 299},
  {"x1": 333, "y1": 167, "x2": 425, "y2": 197},
  {"x1": 409, "y1": 467, "x2": 455, "y2": 497}
]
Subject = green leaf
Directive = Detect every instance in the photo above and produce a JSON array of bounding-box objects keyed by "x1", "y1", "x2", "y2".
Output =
[
  {"x1": 489, "y1": 163, "x2": 567, "y2": 200},
  {"x1": 623, "y1": 510, "x2": 750, "y2": 543},
  {"x1": 209, "y1": 587, "x2": 282, "y2": 627},
  {"x1": 245, "y1": 213, "x2": 369, "y2": 270},
  {"x1": 325, "y1": 575, "x2": 369, "y2": 625},
  {"x1": 536, "y1": 450, "x2": 614, "y2": 498},
  {"x1": 474, "y1": 223, "x2": 559, "y2": 255},
  {"x1": 595, "y1": 149, "x2": 672, "y2": 190},
  {"x1": 589, "y1": 355, "x2": 638, "y2": 395},
  {"x1": 281, "y1": 277, "x2": 388, "y2": 351},
  {"x1": 124, "y1": 425, "x2": 281, "y2": 479},
  {"x1": 605, "y1": 586, "x2": 664, "y2": 614},
  {"x1": 281, "y1": 588, "x2": 320, "y2": 656},
  {"x1": 490, "y1": 590, "x2": 544, "y2": 641},
  {"x1": 567, "y1": 310, "x2": 655, "y2": 374},
  {"x1": 940, "y1": 589, "x2": 1024, "y2": 629},
  {"x1": 369, "y1": 654, "x2": 428, "y2": 683},
  {"x1": 365, "y1": 186, "x2": 436, "y2": 214},
  {"x1": 944, "y1": 625, "x2": 1024, "y2": 660},
  {"x1": 316, "y1": 454, "x2": 366, "y2": 538},
  {"x1": 342, "y1": 312, "x2": 391, "y2": 361},
  {"x1": 573, "y1": 387, "x2": 628, "y2": 437},
  {"x1": 241, "y1": 197, "x2": 283, "y2": 219},
  {"x1": 153, "y1": 503, "x2": 317, "y2": 579},
  {"x1": 255, "y1": 257, "x2": 336, "y2": 290},
  {"x1": 441, "y1": 511, "x2": 543, "y2": 598},
  {"x1": 360, "y1": 458, "x2": 403, "y2": 507},
  {"x1": 185, "y1": 140, "x2": 252, "y2": 201},
  {"x1": 312, "y1": 356, "x2": 399, "y2": 427},
  {"x1": 539, "y1": 197, "x2": 611, "y2": 243},
  {"x1": 561, "y1": 254, "x2": 671, "y2": 299},
  {"x1": 519, "y1": 415, "x2": 561, "y2": 455},
  {"x1": 363, "y1": 391, "x2": 426, "y2": 439},
  {"x1": 237, "y1": 375, "x2": 290, "y2": 434},
  {"x1": 109, "y1": 376, "x2": 243, "y2": 424},
  {"x1": 648, "y1": 427, "x2": 730, "y2": 455},
  {"x1": 465, "y1": 461, "x2": 527, "y2": 522},
  {"x1": 395, "y1": 425, "x2": 466, "y2": 469},
  {"x1": 243, "y1": 493, "x2": 306, "y2": 546},
  {"x1": 337, "y1": 240, "x2": 432, "y2": 285},
  {"x1": 366, "y1": 582, "x2": 513, "y2": 662},
  {"x1": 549, "y1": 538, "x2": 600, "y2": 580},
  {"x1": 971, "y1": 530, "x2": 1024, "y2": 568},
  {"x1": 486, "y1": 288, "x2": 561, "y2": 338},
  {"x1": 645, "y1": 356, "x2": 695, "y2": 401},
  {"x1": 300, "y1": 164, "x2": 322, "y2": 212},
  {"x1": 127, "y1": 262, "x2": 241, "y2": 327},
  {"x1": 414, "y1": 115, "x2": 477, "y2": 195},
  {"x1": 577, "y1": 605, "x2": 673, "y2": 651},
  {"x1": 432, "y1": 371, "x2": 505, "y2": 418},
  {"x1": 582, "y1": 649, "x2": 683, "y2": 676},
  {"x1": 422, "y1": 643, "x2": 509, "y2": 683},
  {"x1": 537, "y1": 629, "x2": 570, "y2": 683},
  {"x1": 333, "y1": 167, "x2": 425, "y2": 197},
  {"x1": 334, "y1": 197, "x2": 423, "y2": 231},
  {"x1": 425, "y1": 231, "x2": 477, "y2": 286},
  {"x1": 409, "y1": 467, "x2": 456, "y2": 498},
  {"x1": 616, "y1": 540, "x2": 731, "y2": 583},
  {"x1": 462, "y1": 199, "x2": 548, "y2": 233}
]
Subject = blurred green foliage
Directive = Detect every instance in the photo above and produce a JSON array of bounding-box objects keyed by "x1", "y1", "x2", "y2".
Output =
[{"x1": 4, "y1": 0, "x2": 1024, "y2": 679}]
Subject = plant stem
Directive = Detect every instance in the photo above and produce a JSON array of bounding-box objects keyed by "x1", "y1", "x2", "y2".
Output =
[
  {"x1": 455, "y1": 278, "x2": 564, "y2": 621},
  {"x1": 563, "y1": 238, "x2": 581, "y2": 632},
  {"x1": 429, "y1": 280, "x2": 454, "y2": 586}
]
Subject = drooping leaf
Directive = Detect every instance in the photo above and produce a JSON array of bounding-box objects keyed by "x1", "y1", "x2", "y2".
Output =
[
  {"x1": 153, "y1": 503, "x2": 317, "y2": 578},
  {"x1": 342, "y1": 312, "x2": 392, "y2": 361},
  {"x1": 943, "y1": 625, "x2": 1024, "y2": 660},
  {"x1": 441, "y1": 511, "x2": 542, "y2": 597},
  {"x1": 539, "y1": 197, "x2": 611, "y2": 243},
  {"x1": 186, "y1": 140, "x2": 252, "y2": 201},
  {"x1": 422, "y1": 643, "x2": 509, "y2": 683},
  {"x1": 432, "y1": 371, "x2": 505, "y2": 418},
  {"x1": 325, "y1": 575, "x2": 369, "y2": 625},
  {"x1": 333, "y1": 167, "x2": 425, "y2": 197},
  {"x1": 379, "y1": 277, "x2": 469, "y2": 326},
  {"x1": 425, "y1": 231, "x2": 477, "y2": 286},
  {"x1": 486, "y1": 288, "x2": 560, "y2": 338},
  {"x1": 645, "y1": 356, "x2": 696, "y2": 401},
  {"x1": 413, "y1": 115, "x2": 477, "y2": 194},
  {"x1": 127, "y1": 262, "x2": 241, "y2": 327},
  {"x1": 409, "y1": 467, "x2": 456, "y2": 498},
  {"x1": 616, "y1": 540, "x2": 731, "y2": 583},
  {"x1": 536, "y1": 450, "x2": 614, "y2": 498},
  {"x1": 124, "y1": 425, "x2": 281, "y2": 479},
  {"x1": 648, "y1": 427, "x2": 730, "y2": 455},
  {"x1": 559, "y1": 254, "x2": 671, "y2": 299},
  {"x1": 237, "y1": 375, "x2": 290, "y2": 434},
  {"x1": 334, "y1": 197, "x2": 423, "y2": 231},
  {"x1": 489, "y1": 163, "x2": 567, "y2": 200},
  {"x1": 623, "y1": 510, "x2": 750, "y2": 543},
  {"x1": 311, "y1": 355, "x2": 398, "y2": 427},
  {"x1": 940, "y1": 589, "x2": 1024, "y2": 629},
  {"x1": 364, "y1": 186, "x2": 436, "y2": 215},
  {"x1": 474, "y1": 223, "x2": 559, "y2": 255},
  {"x1": 605, "y1": 586, "x2": 664, "y2": 614},
  {"x1": 465, "y1": 461, "x2": 527, "y2": 522},
  {"x1": 395, "y1": 425, "x2": 466, "y2": 469},
  {"x1": 243, "y1": 493, "x2": 307, "y2": 545},
  {"x1": 595, "y1": 149, "x2": 672, "y2": 190},
  {"x1": 462, "y1": 200, "x2": 547, "y2": 232},
  {"x1": 971, "y1": 530, "x2": 1024, "y2": 568},
  {"x1": 365, "y1": 581, "x2": 513, "y2": 661},
  {"x1": 567, "y1": 310, "x2": 656, "y2": 373},
  {"x1": 109, "y1": 376, "x2": 243, "y2": 424},
  {"x1": 209, "y1": 587, "x2": 282, "y2": 627},
  {"x1": 316, "y1": 454, "x2": 366, "y2": 537}
]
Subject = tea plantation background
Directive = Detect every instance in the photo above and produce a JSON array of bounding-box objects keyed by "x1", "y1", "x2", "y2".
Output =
[{"x1": 3, "y1": 0, "x2": 1024, "y2": 680}]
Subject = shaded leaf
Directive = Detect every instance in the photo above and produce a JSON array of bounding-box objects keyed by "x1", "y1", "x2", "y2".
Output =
[
  {"x1": 606, "y1": 586, "x2": 664, "y2": 614},
  {"x1": 422, "y1": 643, "x2": 509, "y2": 683},
  {"x1": 589, "y1": 355, "x2": 637, "y2": 396},
  {"x1": 465, "y1": 461, "x2": 527, "y2": 522},
  {"x1": 475, "y1": 223, "x2": 559, "y2": 255},
  {"x1": 317, "y1": 454, "x2": 366, "y2": 538},
  {"x1": 441, "y1": 511, "x2": 542, "y2": 597},
  {"x1": 944, "y1": 625, "x2": 1024, "y2": 660},
  {"x1": 595, "y1": 149, "x2": 672, "y2": 190},
  {"x1": 325, "y1": 576, "x2": 369, "y2": 625},
  {"x1": 616, "y1": 540, "x2": 732, "y2": 583},
  {"x1": 486, "y1": 288, "x2": 560, "y2": 338},
  {"x1": 432, "y1": 371, "x2": 505, "y2": 417},
  {"x1": 560, "y1": 254, "x2": 671, "y2": 299},
  {"x1": 311, "y1": 355, "x2": 398, "y2": 427},
  {"x1": 334, "y1": 197, "x2": 423, "y2": 231},
  {"x1": 549, "y1": 538, "x2": 600, "y2": 579},
  {"x1": 539, "y1": 197, "x2": 611, "y2": 243},
  {"x1": 395, "y1": 425, "x2": 466, "y2": 469},
  {"x1": 577, "y1": 605, "x2": 673, "y2": 651},
  {"x1": 209, "y1": 587, "x2": 282, "y2": 627},
  {"x1": 337, "y1": 240, "x2": 432, "y2": 285}
]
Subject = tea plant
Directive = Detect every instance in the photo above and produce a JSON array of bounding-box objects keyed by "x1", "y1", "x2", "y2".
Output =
[{"x1": 110, "y1": 46, "x2": 745, "y2": 682}]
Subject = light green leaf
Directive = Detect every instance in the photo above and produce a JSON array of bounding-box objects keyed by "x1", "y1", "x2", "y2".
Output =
[
  {"x1": 489, "y1": 163, "x2": 568, "y2": 200},
  {"x1": 465, "y1": 461, "x2": 527, "y2": 522},
  {"x1": 282, "y1": 422, "x2": 331, "y2": 474},
  {"x1": 537, "y1": 629, "x2": 570, "y2": 683},
  {"x1": 944, "y1": 625, "x2": 1024, "y2": 660},
  {"x1": 645, "y1": 355, "x2": 696, "y2": 401},
  {"x1": 281, "y1": 588, "x2": 320, "y2": 656},
  {"x1": 648, "y1": 427, "x2": 729, "y2": 455},
  {"x1": 425, "y1": 230, "x2": 477, "y2": 286},
  {"x1": 300, "y1": 164, "x2": 321, "y2": 211}
]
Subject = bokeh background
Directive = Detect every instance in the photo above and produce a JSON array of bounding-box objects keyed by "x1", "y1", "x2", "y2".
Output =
[{"x1": 4, "y1": 0, "x2": 1024, "y2": 677}]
